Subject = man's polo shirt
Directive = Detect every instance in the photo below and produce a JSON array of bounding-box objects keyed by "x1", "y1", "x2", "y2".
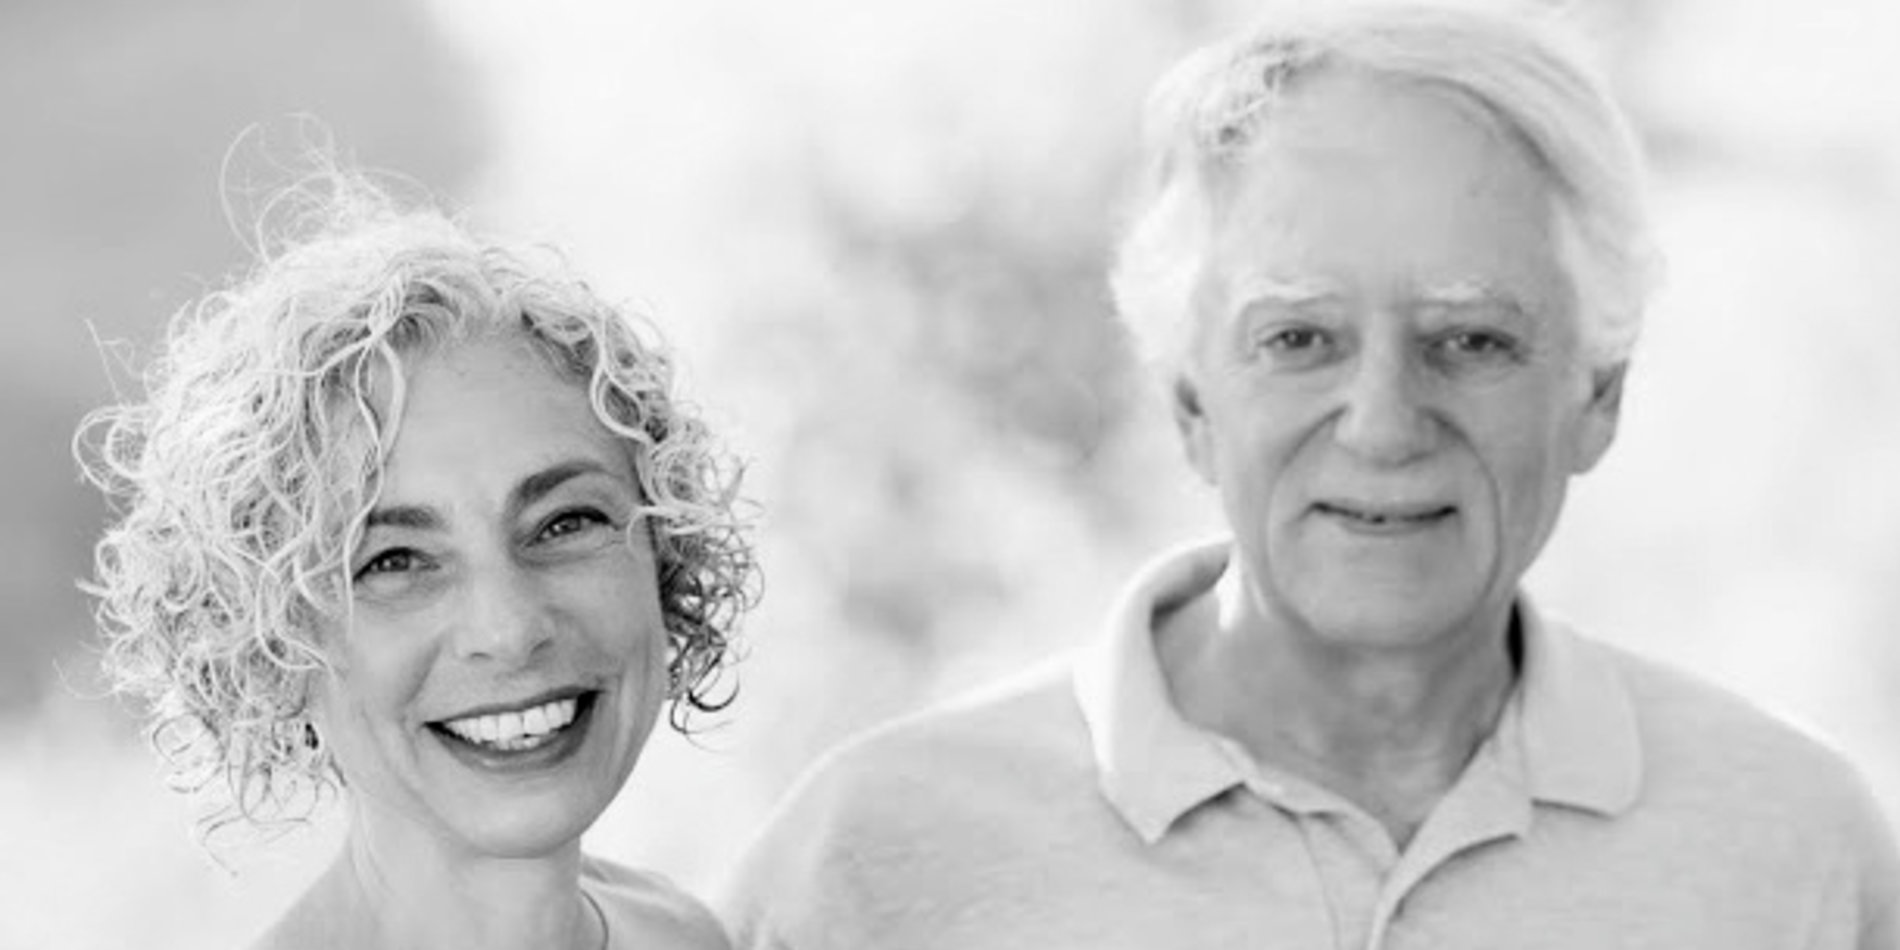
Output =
[{"x1": 720, "y1": 540, "x2": 1899, "y2": 949}]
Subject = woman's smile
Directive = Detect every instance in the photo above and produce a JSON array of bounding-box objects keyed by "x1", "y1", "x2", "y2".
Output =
[{"x1": 426, "y1": 688, "x2": 603, "y2": 773}]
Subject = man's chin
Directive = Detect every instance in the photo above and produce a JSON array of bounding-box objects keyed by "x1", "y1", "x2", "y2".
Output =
[{"x1": 1290, "y1": 589, "x2": 1490, "y2": 653}]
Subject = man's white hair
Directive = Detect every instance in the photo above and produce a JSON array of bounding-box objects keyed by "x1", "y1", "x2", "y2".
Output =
[{"x1": 1110, "y1": 0, "x2": 1661, "y2": 373}]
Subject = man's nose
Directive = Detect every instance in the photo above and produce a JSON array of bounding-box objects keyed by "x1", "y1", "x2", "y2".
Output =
[
  {"x1": 452, "y1": 561, "x2": 556, "y2": 665},
  {"x1": 1333, "y1": 340, "x2": 1438, "y2": 464}
]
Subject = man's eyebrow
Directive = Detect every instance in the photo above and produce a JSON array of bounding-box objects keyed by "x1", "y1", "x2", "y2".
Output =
[
  {"x1": 1229, "y1": 276, "x2": 1345, "y2": 312},
  {"x1": 510, "y1": 459, "x2": 625, "y2": 515},
  {"x1": 364, "y1": 504, "x2": 443, "y2": 532},
  {"x1": 1415, "y1": 279, "x2": 1529, "y2": 314}
]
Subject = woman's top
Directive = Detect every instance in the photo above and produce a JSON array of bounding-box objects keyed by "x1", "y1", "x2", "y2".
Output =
[{"x1": 583, "y1": 853, "x2": 731, "y2": 949}]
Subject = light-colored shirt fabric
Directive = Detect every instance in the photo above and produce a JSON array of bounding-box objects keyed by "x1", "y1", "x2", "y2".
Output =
[
  {"x1": 584, "y1": 854, "x2": 731, "y2": 949},
  {"x1": 719, "y1": 540, "x2": 1900, "y2": 949}
]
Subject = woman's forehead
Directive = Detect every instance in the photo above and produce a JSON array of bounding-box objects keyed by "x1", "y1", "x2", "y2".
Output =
[
  {"x1": 316, "y1": 332, "x2": 606, "y2": 495},
  {"x1": 369, "y1": 336, "x2": 630, "y2": 507}
]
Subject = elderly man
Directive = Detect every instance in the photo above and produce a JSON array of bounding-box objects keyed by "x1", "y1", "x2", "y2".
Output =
[{"x1": 721, "y1": 2, "x2": 1900, "y2": 946}]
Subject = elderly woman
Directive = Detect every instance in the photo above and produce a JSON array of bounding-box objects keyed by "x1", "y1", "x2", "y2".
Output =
[{"x1": 80, "y1": 173, "x2": 755, "y2": 949}]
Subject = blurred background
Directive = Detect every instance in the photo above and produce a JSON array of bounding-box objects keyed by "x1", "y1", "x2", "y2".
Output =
[{"x1": 3, "y1": 0, "x2": 1897, "y2": 945}]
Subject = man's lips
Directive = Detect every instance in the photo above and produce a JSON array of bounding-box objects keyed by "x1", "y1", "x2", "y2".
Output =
[{"x1": 1313, "y1": 500, "x2": 1457, "y2": 527}]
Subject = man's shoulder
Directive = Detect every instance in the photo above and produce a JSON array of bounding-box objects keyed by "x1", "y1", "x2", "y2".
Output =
[
  {"x1": 785, "y1": 658, "x2": 1091, "y2": 824},
  {"x1": 1586, "y1": 633, "x2": 1885, "y2": 828},
  {"x1": 1579, "y1": 636, "x2": 1900, "y2": 937},
  {"x1": 717, "y1": 658, "x2": 1114, "y2": 946},
  {"x1": 1603, "y1": 639, "x2": 1845, "y2": 761}
]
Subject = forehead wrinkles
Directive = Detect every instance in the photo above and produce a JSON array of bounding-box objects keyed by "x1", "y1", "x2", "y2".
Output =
[
  {"x1": 1205, "y1": 78, "x2": 1563, "y2": 303},
  {"x1": 1209, "y1": 68, "x2": 1552, "y2": 216}
]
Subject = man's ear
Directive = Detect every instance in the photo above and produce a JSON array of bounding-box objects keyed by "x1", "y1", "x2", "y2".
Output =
[
  {"x1": 1574, "y1": 360, "x2": 1627, "y2": 473},
  {"x1": 1173, "y1": 372, "x2": 1218, "y2": 484}
]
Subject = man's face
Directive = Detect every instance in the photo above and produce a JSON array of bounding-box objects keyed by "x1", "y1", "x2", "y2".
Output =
[{"x1": 1177, "y1": 69, "x2": 1622, "y2": 652}]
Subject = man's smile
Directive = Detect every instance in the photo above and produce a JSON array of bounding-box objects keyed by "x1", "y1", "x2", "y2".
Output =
[{"x1": 1312, "y1": 499, "x2": 1458, "y2": 534}]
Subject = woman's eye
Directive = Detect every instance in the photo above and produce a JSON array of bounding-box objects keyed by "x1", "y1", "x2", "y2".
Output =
[
  {"x1": 357, "y1": 548, "x2": 420, "y2": 578},
  {"x1": 538, "y1": 508, "x2": 613, "y2": 543}
]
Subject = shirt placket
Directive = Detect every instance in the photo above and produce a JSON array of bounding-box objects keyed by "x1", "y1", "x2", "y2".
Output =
[
  {"x1": 1224, "y1": 740, "x2": 1386, "y2": 949},
  {"x1": 1365, "y1": 734, "x2": 1533, "y2": 950},
  {"x1": 1220, "y1": 728, "x2": 1535, "y2": 950}
]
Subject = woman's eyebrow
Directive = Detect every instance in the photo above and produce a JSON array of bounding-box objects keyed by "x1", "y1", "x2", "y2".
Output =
[
  {"x1": 364, "y1": 504, "x2": 442, "y2": 532},
  {"x1": 509, "y1": 459, "x2": 623, "y2": 515}
]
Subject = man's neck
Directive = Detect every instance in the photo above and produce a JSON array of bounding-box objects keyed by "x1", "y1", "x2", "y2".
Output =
[{"x1": 1159, "y1": 572, "x2": 1519, "y2": 850}]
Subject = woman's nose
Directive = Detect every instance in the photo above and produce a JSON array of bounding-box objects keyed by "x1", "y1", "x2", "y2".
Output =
[
  {"x1": 1333, "y1": 341, "x2": 1438, "y2": 464},
  {"x1": 452, "y1": 562, "x2": 556, "y2": 665}
]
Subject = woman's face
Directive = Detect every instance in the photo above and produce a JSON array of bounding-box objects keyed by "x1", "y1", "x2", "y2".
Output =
[{"x1": 313, "y1": 333, "x2": 669, "y2": 859}]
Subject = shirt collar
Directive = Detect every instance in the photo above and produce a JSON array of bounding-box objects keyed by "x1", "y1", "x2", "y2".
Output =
[
  {"x1": 1074, "y1": 538, "x2": 1645, "y2": 844},
  {"x1": 1073, "y1": 538, "x2": 1242, "y2": 844},
  {"x1": 1510, "y1": 602, "x2": 1644, "y2": 815}
]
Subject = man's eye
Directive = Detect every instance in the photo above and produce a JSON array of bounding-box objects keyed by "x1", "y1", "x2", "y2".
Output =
[
  {"x1": 1251, "y1": 324, "x2": 1338, "y2": 370},
  {"x1": 1435, "y1": 329, "x2": 1522, "y2": 362},
  {"x1": 1262, "y1": 326, "x2": 1329, "y2": 351}
]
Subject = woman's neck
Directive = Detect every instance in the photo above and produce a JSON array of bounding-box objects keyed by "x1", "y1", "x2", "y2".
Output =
[{"x1": 268, "y1": 801, "x2": 602, "y2": 950}]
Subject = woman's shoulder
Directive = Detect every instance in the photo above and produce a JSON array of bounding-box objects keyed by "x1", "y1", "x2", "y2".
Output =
[
  {"x1": 582, "y1": 853, "x2": 731, "y2": 949},
  {"x1": 243, "y1": 885, "x2": 353, "y2": 950}
]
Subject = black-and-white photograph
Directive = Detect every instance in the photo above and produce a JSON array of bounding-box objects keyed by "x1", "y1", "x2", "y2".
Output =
[{"x1": 3, "y1": 0, "x2": 1896, "y2": 946}]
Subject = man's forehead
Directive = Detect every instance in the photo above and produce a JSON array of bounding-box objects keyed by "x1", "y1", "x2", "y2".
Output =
[
  {"x1": 1235, "y1": 66, "x2": 1524, "y2": 162},
  {"x1": 1190, "y1": 70, "x2": 1574, "y2": 342}
]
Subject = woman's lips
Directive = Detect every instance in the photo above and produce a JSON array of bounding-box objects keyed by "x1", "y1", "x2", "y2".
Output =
[
  {"x1": 425, "y1": 690, "x2": 600, "y2": 772},
  {"x1": 438, "y1": 696, "x2": 580, "y2": 749}
]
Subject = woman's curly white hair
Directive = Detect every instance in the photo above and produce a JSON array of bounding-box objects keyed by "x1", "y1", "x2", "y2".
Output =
[{"x1": 77, "y1": 172, "x2": 758, "y2": 837}]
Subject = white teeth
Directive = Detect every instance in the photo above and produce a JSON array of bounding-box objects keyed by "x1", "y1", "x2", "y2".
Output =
[{"x1": 441, "y1": 697, "x2": 581, "y2": 749}]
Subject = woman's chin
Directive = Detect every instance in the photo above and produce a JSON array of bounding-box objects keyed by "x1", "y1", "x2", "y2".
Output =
[
  {"x1": 411, "y1": 699, "x2": 636, "y2": 859},
  {"x1": 408, "y1": 772, "x2": 621, "y2": 859},
  {"x1": 452, "y1": 805, "x2": 605, "y2": 859}
]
